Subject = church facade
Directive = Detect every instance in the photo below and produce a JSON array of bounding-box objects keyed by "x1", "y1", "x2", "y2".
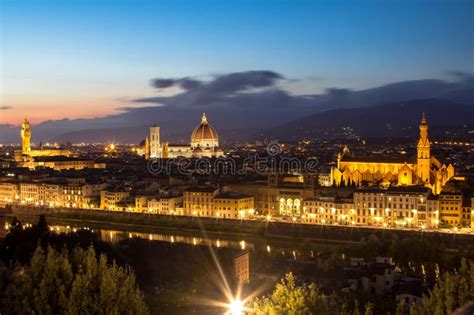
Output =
[
  {"x1": 332, "y1": 114, "x2": 454, "y2": 194},
  {"x1": 146, "y1": 113, "x2": 224, "y2": 159}
]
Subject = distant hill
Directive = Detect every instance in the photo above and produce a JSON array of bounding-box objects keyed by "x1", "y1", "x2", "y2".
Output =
[
  {"x1": 1, "y1": 74, "x2": 473, "y2": 144},
  {"x1": 264, "y1": 99, "x2": 474, "y2": 140}
]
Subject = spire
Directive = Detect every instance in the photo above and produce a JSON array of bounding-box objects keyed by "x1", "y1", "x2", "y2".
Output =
[
  {"x1": 421, "y1": 112, "x2": 427, "y2": 125},
  {"x1": 201, "y1": 113, "x2": 207, "y2": 124},
  {"x1": 343, "y1": 145, "x2": 350, "y2": 156}
]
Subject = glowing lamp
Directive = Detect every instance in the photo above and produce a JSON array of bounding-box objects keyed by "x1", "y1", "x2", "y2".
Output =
[{"x1": 229, "y1": 299, "x2": 243, "y2": 315}]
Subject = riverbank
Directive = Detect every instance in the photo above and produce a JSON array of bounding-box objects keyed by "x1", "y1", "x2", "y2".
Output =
[{"x1": 3, "y1": 205, "x2": 474, "y2": 250}]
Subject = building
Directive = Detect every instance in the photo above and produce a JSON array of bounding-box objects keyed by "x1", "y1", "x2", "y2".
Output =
[
  {"x1": 149, "y1": 125, "x2": 161, "y2": 158},
  {"x1": 361, "y1": 264, "x2": 396, "y2": 296},
  {"x1": 182, "y1": 187, "x2": 254, "y2": 218},
  {"x1": 234, "y1": 251, "x2": 250, "y2": 283},
  {"x1": 183, "y1": 186, "x2": 218, "y2": 216},
  {"x1": 147, "y1": 196, "x2": 183, "y2": 215},
  {"x1": 19, "y1": 182, "x2": 41, "y2": 205},
  {"x1": 100, "y1": 188, "x2": 131, "y2": 210},
  {"x1": 353, "y1": 186, "x2": 438, "y2": 228},
  {"x1": 21, "y1": 156, "x2": 104, "y2": 171},
  {"x1": 15, "y1": 118, "x2": 71, "y2": 160},
  {"x1": 303, "y1": 196, "x2": 355, "y2": 225},
  {"x1": 461, "y1": 198, "x2": 472, "y2": 228},
  {"x1": 227, "y1": 173, "x2": 318, "y2": 217},
  {"x1": 332, "y1": 114, "x2": 454, "y2": 194},
  {"x1": 13, "y1": 118, "x2": 103, "y2": 171},
  {"x1": 147, "y1": 113, "x2": 224, "y2": 159},
  {"x1": 213, "y1": 192, "x2": 254, "y2": 219},
  {"x1": 354, "y1": 187, "x2": 386, "y2": 226},
  {"x1": 471, "y1": 198, "x2": 474, "y2": 229},
  {"x1": 384, "y1": 187, "x2": 438, "y2": 229},
  {"x1": 0, "y1": 182, "x2": 19, "y2": 206},
  {"x1": 439, "y1": 192, "x2": 463, "y2": 227}
]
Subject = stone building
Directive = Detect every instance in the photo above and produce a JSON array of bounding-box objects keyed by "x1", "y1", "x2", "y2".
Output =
[
  {"x1": 147, "y1": 113, "x2": 224, "y2": 159},
  {"x1": 332, "y1": 114, "x2": 454, "y2": 194}
]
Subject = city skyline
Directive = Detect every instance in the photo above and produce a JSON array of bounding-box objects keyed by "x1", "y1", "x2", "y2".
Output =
[
  {"x1": 1, "y1": 0, "x2": 473, "y2": 124},
  {"x1": 1, "y1": 2, "x2": 473, "y2": 314}
]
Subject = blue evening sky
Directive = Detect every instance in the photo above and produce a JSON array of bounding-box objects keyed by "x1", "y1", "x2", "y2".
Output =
[{"x1": 1, "y1": 0, "x2": 472, "y2": 123}]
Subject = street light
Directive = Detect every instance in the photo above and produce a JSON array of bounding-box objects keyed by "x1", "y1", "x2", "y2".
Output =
[{"x1": 228, "y1": 299, "x2": 243, "y2": 315}]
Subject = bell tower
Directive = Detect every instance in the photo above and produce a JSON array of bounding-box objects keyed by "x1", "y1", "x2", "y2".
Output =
[
  {"x1": 149, "y1": 125, "x2": 161, "y2": 158},
  {"x1": 21, "y1": 118, "x2": 31, "y2": 154},
  {"x1": 416, "y1": 113, "x2": 430, "y2": 183}
]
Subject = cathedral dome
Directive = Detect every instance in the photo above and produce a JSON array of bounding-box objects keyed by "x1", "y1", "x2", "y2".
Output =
[{"x1": 191, "y1": 113, "x2": 218, "y2": 143}]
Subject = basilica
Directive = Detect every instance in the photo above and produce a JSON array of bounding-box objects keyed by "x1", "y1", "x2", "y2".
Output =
[
  {"x1": 332, "y1": 113, "x2": 454, "y2": 194},
  {"x1": 145, "y1": 113, "x2": 224, "y2": 159}
]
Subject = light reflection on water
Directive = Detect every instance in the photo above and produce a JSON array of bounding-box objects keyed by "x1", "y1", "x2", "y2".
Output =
[
  {"x1": 47, "y1": 224, "x2": 339, "y2": 262},
  {"x1": 42, "y1": 225, "x2": 428, "y2": 274},
  {"x1": 49, "y1": 224, "x2": 256, "y2": 251}
]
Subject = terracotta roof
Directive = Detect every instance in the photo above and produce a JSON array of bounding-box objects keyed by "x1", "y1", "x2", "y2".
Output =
[
  {"x1": 191, "y1": 113, "x2": 219, "y2": 141},
  {"x1": 341, "y1": 155, "x2": 416, "y2": 164}
]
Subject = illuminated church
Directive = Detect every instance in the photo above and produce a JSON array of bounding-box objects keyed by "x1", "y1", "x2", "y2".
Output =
[
  {"x1": 332, "y1": 113, "x2": 454, "y2": 194},
  {"x1": 145, "y1": 113, "x2": 224, "y2": 159}
]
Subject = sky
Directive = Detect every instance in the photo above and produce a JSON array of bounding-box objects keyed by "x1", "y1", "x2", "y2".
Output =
[{"x1": 0, "y1": 0, "x2": 473, "y2": 124}]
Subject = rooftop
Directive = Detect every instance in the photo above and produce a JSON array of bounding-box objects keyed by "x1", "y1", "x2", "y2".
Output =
[
  {"x1": 341, "y1": 155, "x2": 417, "y2": 164},
  {"x1": 183, "y1": 186, "x2": 217, "y2": 193},
  {"x1": 214, "y1": 192, "x2": 252, "y2": 199}
]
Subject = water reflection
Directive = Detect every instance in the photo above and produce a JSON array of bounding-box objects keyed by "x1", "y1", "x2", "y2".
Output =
[
  {"x1": 49, "y1": 225, "x2": 256, "y2": 251},
  {"x1": 46, "y1": 224, "x2": 324, "y2": 263},
  {"x1": 47, "y1": 224, "x2": 338, "y2": 263}
]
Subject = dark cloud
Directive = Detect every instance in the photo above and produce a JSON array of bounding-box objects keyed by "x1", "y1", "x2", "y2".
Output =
[
  {"x1": 205, "y1": 71, "x2": 283, "y2": 94},
  {"x1": 134, "y1": 70, "x2": 474, "y2": 114},
  {"x1": 446, "y1": 70, "x2": 474, "y2": 80},
  {"x1": 139, "y1": 70, "x2": 286, "y2": 109},
  {"x1": 179, "y1": 78, "x2": 202, "y2": 90},
  {"x1": 445, "y1": 70, "x2": 474, "y2": 86},
  {"x1": 151, "y1": 78, "x2": 177, "y2": 89},
  {"x1": 0, "y1": 105, "x2": 12, "y2": 110},
  {"x1": 151, "y1": 77, "x2": 202, "y2": 90}
]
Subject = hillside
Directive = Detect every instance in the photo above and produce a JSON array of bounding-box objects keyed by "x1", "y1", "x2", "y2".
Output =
[{"x1": 264, "y1": 99, "x2": 474, "y2": 140}]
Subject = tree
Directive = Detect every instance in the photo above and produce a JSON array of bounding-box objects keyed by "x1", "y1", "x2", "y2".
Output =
[
  {"x1": 34, "y1": 214, "x2": 49, "y2": 235},
  {"x1": 409, "y1": 259, "x2": 474, "y2": 315},
  {"x1": 252, "y1": 272, "x2": 346, "y2": 315},
  {"x1": 9, "y1": 217, "x2": 22, "y2": 232},
  {"x1": 2, "y1": 245, "x2": 148, "y2": 315}
]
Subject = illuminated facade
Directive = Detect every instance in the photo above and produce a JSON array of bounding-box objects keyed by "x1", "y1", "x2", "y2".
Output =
[
  {"x1": 15, "y1": 118, "x2": 71, "y2": 160},
  {"x1": 439, "y1": 192, "x2": 462, "y2": 226},
  {"x1": 332, "y1": 114, "x2": 454, "y2": 194},
  {"x1": 100, "y1": 189, "x2": 131, "y2": 210},
  {"x1": 214, "y1": 192, "x2": 254, "y2": 219},
  {"x1": 303, "y1": 196, "x2": 355, "y2": 225},
  {"x1": 146, "y1": 113, "x2": 224, "y2": 159},
  {"x1": 353, "y1": 187, "x2": 439, "y2": 229},
  {"x1": 146, "y1": 196, "x2": 183, "y2": 215},
  {"x1": 183, "y1": 187, "x2": 217, "y2": 216},
  {"x1": 0, "y1": 180, "x2": 105, "y2": 209},
  {"x1": 182, "y1": 187, "x2": 254, "y2": 218},
  {"x1": 0, "y1": 183, "x2": 19, "y2": 206},
  {"x1": 228, "y1": 173, "x2": 318, "y2": 217},
  {"x1": 22, "y1": 157, "x2": 104, "y2": 171},
  {"x1": 13, "y1": 118, "x2": 104, "y2": 170}
]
